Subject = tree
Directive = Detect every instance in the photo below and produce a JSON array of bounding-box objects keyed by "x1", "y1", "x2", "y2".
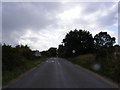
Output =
[
  {"x1": 2, "y1": 44, "x2": 24, "y2": 71},
  {"x1": 94, "y1": 32, "x2": 115, "y2": 49},
  {"x1": 41, "y1": 50, "x2": 49, "y2": 57},
  {"x1": 58, "y1": 44, "x2": 66, "y2": 57},
  {"x1": 2, "y1": 44, "x2": 40, "y2": 71},
  {"x1": 48, "y1": 47, "x2": 57, "y2": 57},
  {"x1": 94, "y1": 32, "x2": 116, "y2": 68},
  {"x1": 15, "y1": 45, "x2": 35, "y2": 60},
  {"x1": 59, "y1": 29, "x2": 95, "y2": 57}
]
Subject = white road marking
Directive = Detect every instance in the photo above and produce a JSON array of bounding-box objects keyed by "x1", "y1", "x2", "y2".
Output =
[
  {"x1": 46, "y1": 60, "x2": 55, "y2": 63},
  {"x1": 51, "y1": 61, "x2": 54, "y2": 63}
]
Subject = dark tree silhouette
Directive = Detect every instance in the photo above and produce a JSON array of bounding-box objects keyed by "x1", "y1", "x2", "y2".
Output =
[
  {"x1": 59, "y1": 29, "x2": 95, "y2": 57},
  {"x1": 40, "y1": 50, "x2": 49, "y2": 57},
  {"x1": 48, "y1": 47, "x2": 57, "y2": 57},
  {"x1": 94, "y1": 32, "x2": 116, "y2": 67},
  {"x1": 94, "y1": 32, "x2": 115, "y2": 49},
  {"x1": 58, "y1": 44, "x2": 65, "y2": 57},
  {"x1": 2, "y1": 44, "x2": 40, "y2": 71}
]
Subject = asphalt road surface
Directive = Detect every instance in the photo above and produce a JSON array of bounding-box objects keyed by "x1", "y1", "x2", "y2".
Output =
[{"x1": 6, "y1": 57, "x2": 117, "y2": 88}]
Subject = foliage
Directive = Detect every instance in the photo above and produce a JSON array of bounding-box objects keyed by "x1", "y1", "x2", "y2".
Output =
[
  {"x1": 94, "y1": 32, "x2": 115, "y2": 49},
  {"x1": 2, "y1": 44, "x2": 40, "y2": 71},
  {"x1": 47, "y1": 47, "x2": 57, "y2": 57},
  {"x1": 58, "y1": 29, "x2": 95, "y2": 57},
  {"x1": 68, "y1": 53, "x2": 120, "y2": 83},
  {"x1": 40, "y1": 50, "x2": 49, "y2": 57},
  {"x1": 64, "y1": 30, "x2": 119, "y2": 83},
  {"x1": 58, "y1": 44, "x2": 66, "y2": 57},
  {"x1": 3, "y1": 57, "x2": 47, "y2": 85},
  {"x1": 15, "y1": 45, "x2": 38, "y2": 60},
  {"x1": 69, "y1": 54, "x2": 96, "y2": 69},
  {"x1": 2, "y1": 44, "x2": 47, "y2": 85},
  {"x1": 95, "y1": 47, "x2": 114, "y2": 64}
]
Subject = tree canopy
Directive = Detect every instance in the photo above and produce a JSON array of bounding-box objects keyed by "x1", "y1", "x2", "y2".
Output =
[
  {"x1": 94, "y1": 32, "x2": 115, "y2": 49},
  {"x1": 2, "y1": 44, "x2": 40, "y2": 71},
  {"x1": 48, "y1": 47, "x2": 57, "y2": 57},
  {"x1": 58, "y1": 29, "x2": 95, "y2": 57}
]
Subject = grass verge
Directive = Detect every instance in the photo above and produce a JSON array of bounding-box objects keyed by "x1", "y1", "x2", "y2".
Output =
[
  {"x1": 68, "y1": 54, "x2": 120, "y2": 85},
  {"x1": 3, "y1": 57, "x2": 47, "y2": 86}
]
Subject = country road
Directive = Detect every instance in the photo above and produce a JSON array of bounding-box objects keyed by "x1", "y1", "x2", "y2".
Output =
[{"x1": 5, "y1": 57, "x2": 118, "y2": 88}]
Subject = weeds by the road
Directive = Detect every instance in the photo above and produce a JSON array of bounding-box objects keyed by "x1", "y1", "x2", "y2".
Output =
[
  {"x1": 3, "y1": 57, "x2": 47, "y2": 86},
  {"x1": 68, "y1": 54, "x2": 120, "y2": 84},
  {"x1": 70, "y1": 54, "x2": 95, "y2": 69}
]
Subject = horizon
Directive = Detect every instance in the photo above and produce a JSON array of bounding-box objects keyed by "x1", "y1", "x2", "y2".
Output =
[{"x1": 1, "y1": 29, "x2": 119, "y2": 52}]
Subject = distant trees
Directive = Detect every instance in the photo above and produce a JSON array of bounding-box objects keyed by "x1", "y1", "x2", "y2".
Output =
[
  {"x1": 2, "y1": 44, "x2": 40, "y2": 71},
  {"x1": 58, "y1": 44, "x2": 65, "y2": 57},
  {"x1": 40, "y1": 50, "x2": 49, "y2": 57},
  {"x1": 58, "y1": 29, "x2": 116, "y2": 58},
  {"x1": 40, "y1": 47, "x2": 57, "y2": 57},
  {"x1": 58, "y1": 29, "x2": 95, "y2": 57},
  {"x1": 48, "y1": 47, "x2": 57, "y2": 57},
  {"x1": 15, "y1": 45, "x2": 38, "y2": 60}
]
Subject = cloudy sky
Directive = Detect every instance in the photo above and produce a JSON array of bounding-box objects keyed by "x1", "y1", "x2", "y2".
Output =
[{"x1": 2, "y1": 1, "x2": 119, "y2": 51}]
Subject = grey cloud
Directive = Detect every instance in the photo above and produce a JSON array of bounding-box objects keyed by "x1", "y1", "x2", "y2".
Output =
[
  {"x1": 97, "y1": 10, "x2": 117, "y2": 27},
  {"x1": 96, "y1": 2, "x2": 117, "y2": 27},
  {"x1": 75, "y1": 2, "x2": 117, "y2": 28},
  {"x1": 82, "y1": 2, "x2": 115, "y2": 14},
  {"x1": 2, "y1": 2, "x2": 61, "y2": 31},
  {"x1": 21, "y1": 37, "x2": 39, "y2": 43},
  {"x1": 2, "y1": 2, "x2": 61, "y2": 44},
  {"x1": 2, "y1": 2, "x2": 118, "y2": 50}
]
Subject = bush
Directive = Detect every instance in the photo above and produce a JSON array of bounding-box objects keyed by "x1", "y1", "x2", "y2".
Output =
[
  {"x1": 70, "y1": 54, "x2": 96, "y2": 69},
  {"x1": 2, "y1": 44, "x2": 40, "y2": 71},
  {"x1": 68, "y1": 53, "x2": 120, "y2": 83}
]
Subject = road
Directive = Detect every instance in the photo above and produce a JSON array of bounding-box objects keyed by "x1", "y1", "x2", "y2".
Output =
[{"x1": 6, "y1": 57, "x2": 117, "y2": 88}]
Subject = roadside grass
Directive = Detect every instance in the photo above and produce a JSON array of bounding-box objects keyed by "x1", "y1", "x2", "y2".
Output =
[
  {"x1": 69, "y1": 54, "x2": 96, "y2": 69},
  {"x1": 68, "y1": 54, "x2": 120, "y2": 84},
  {"x1": 3, "y1": 57, "x2": 47, "y2": 86},
  {"x1": 0, "y1": 75, "x2": 1, "y2": 87}
]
